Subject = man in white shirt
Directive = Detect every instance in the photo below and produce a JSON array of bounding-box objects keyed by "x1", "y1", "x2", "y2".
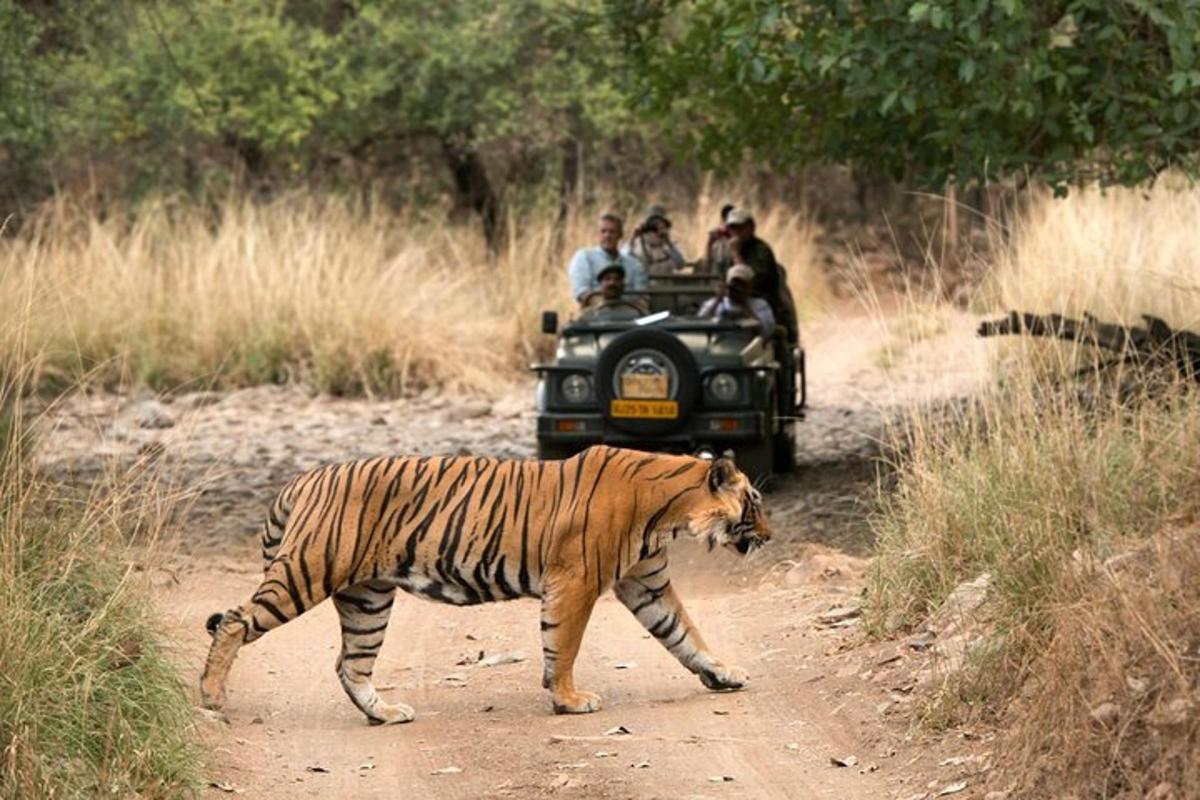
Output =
[
  {"x1": 697, "y1": 264, "x2": 776, "y2": 340},
  {"x1": 567, "y1": 213, "x2": 648, "y2": 305}
]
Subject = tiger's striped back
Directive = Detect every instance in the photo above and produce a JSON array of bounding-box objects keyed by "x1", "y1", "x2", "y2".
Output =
[{"x1": 260, "y1": 447, "x2": 722, "y2": 606}]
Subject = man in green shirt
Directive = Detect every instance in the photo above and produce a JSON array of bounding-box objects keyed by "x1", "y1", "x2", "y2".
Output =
[{"x1": 724, "y1": 208, "x2": 798, "y2": 347}]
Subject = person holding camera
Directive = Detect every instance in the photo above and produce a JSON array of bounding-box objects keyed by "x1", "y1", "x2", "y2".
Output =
[
  {"x1": 697, "y1": 264, "x2": 776, "y2": 340},
  {"x1": 623, "y1": 204, "x2": 686, "y2": 276}
]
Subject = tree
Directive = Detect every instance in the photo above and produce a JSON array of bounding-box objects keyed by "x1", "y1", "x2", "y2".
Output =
[
  {"x1": 0, "y1": 1, "x2": 55, "y2": 204},
  {"x1": 322, "y1": 0, "x2": 640, "y2": 246},
  {"x1": 607, "y1": 0, "x2": 1200, "y2": 192}
]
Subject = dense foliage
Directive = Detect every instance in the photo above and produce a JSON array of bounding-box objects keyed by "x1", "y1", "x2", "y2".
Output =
[
  {"x1": 3, "y1": 0, "x2": 1200, "y2": 224},
  {"x1": 609, "y1": 0, "x2": 1200, "y2": 192},
  {"x1": 0, "y1": 0, "x2": 642, "y2": 239}
]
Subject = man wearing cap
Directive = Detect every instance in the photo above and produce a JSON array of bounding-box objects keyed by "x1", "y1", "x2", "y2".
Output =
[
  {"x1": 697, "y1": 264, "x2": 776, "y2": 340},
  {"x1": 580, "y1": 262, "x2": 648, "y2": 320},
  {"x1": 624, "y1": 204, "x2": 686, "y2": 275},
  {"x1": 724, "y1": 207, "x2": 798, "y2": 346},
  {"x1": 567, "y1": 212, "x2": 648, "y2": 306}
]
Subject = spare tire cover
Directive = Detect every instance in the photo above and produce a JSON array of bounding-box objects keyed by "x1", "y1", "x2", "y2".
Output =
[{"x1": 594, "y1": 327, "x2": 699, "y2": 435}]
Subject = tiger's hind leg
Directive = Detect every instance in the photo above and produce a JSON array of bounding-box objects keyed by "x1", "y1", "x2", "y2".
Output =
[
  {"x1": 333, "y1": 581, "x2": 413, "y2": 725},
  {"x1": 200, "y1": 555, "x2": 321, "y2": 710},
  {"x1": 613, "y1": 554, "x2": 748, "y2": 692}
]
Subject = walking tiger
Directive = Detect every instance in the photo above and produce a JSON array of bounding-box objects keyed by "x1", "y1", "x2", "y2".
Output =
[{"x1": 200, "y1": 445, "x2": 770, "y2": 722}]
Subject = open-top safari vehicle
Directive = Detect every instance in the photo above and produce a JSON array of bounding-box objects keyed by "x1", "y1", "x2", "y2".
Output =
[{"x1": 533, "y1": 273, "x2": 806, "y2": 482}]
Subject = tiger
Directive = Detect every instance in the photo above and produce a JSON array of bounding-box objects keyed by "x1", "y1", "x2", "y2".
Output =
[{"x1": 199, "y1": 445, "x2": 770, "y2": 723}]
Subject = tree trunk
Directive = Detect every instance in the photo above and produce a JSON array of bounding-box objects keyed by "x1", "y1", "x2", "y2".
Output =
[
  {"x1": 941, "y1": 180, "x2": 959, "y2": 268},
  {"x1": 441, "y1": 133, "x2": 502, "y2": 252},
  {"x1": 557, "y1": 136, "x2": 580, "y2": 229}
]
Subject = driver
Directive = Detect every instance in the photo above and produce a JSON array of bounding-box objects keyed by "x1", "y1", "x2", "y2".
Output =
[
  {"x1": 697, "y1": 265, "x2": 775, "y2": 340},
  {"x1": 580, "y1": 263, "x2": 648, "y2": 320}
]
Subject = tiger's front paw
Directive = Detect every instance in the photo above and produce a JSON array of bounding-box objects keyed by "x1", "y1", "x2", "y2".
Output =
[
  {"x1": 552, "y1": 689, "x2": 602, "y2": 714},
  {"x1": 699, "y1": 663, "x2": 748, "y2": 692}
]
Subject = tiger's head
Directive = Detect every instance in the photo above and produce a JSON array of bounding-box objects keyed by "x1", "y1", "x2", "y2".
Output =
[{"x1": 688, "y1": 457, "x2": 771, "y2": 555}]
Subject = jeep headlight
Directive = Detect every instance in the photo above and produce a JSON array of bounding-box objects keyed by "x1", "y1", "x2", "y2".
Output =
[
  {"x1": 561, "y1": 373, "x2": 593, "y2": 404},
  {"x1": 708, "y1": 372, "x2": 740, "y2": 403}
]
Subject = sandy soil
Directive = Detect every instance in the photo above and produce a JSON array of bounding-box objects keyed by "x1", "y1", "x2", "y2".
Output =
[{"x1": 40, "y1": 310, "x2": 998, "y2": 799}]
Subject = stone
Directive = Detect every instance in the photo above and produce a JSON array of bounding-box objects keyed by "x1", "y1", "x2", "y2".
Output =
[
  {"x1": 1146, "y1": 782, "x2": 1178, "y2": 800},
  {"x1": 1149, "y1": 696, "x2": 1194, "y2": 728},
  {"x1": 1089, "y1": 701, "x2": 1119, "y2": 727},
  {"x1": 183, "y1": 391, "x2": 224, "y2": 409},
  {"x1": 442, "y1": 400, "x2": 492, "y2": 422},
  {"x1": 135, "y1": 400, "x2": 175, "y2": 429},
  {"x1": 927, "y1": 573, "x2": 991, "y2": 637}
]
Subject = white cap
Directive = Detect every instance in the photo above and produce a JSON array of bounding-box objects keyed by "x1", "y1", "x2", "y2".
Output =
[
  {"x1": 727, "y1": 265, "x2": 754, "y2": 284},
  {"x1": 725, "y1": 207, "x2": 753, "y2": 226}
]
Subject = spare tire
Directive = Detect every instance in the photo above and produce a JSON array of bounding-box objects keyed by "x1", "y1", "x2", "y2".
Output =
[{"x1": 594, "y1": 327, "x2": 699, "y2": 435}]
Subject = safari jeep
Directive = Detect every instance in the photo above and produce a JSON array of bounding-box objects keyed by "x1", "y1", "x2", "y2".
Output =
[{"x1": 532, "y1": 274, "x2": 806, "y2": 482}]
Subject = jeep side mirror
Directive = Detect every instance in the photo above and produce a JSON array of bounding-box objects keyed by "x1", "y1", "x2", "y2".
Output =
[{"x1": 541, "y1": 310, "x2": 558, "y2": 335}]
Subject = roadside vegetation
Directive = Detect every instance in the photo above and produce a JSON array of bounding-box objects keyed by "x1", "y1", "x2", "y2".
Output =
[
  {"x1": 866, "y1": 184, "x2": 1200, "y2": 797},
  {"x1": 0, "y1": 191, "x2": 823, "y2": 398},
  {"x1": 0, "y1": 353, "x2": 201, "y2": 798}
]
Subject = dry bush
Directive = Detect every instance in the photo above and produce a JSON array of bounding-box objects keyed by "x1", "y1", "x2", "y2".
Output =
[
  {"x1": 868, "y1": 381, "x2": 1200, "y2": 638},
  {"x1": 867, "y1": 184, "x2": 1200, "y2": 796},
  {"x1": 0, "y1": 191, "x2": 824, "y2": 398},
  {"x1": 1009, "y1": 531, "x2": 1200, "y2": 799}
]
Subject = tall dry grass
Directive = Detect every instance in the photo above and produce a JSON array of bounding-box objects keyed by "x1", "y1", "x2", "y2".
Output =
[
  {"x1": 0, "y1": 192, "x2": 824, "y2": 398},
  {"x1": 0, "y1": 346, "x2": 201, "y2": 797},
  {"x1": 990, "y1": 183, "x2": 1200, "y2": 330},
  {"x1": 867, "y1": 184, "x2": 1200, "y2": 797}
]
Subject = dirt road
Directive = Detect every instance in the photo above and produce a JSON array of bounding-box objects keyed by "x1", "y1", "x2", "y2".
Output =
[
  {"x1": 42, "y1": 310, "x2": 997, "y2": 799},
  {"x1": 172, "y1": 547, "x2": 898, "y2": 800}
]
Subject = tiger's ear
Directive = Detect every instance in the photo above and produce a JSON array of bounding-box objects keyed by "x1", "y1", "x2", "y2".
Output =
[{"x1": 706, "y1": 457, "x2": 738, "y2": 493}]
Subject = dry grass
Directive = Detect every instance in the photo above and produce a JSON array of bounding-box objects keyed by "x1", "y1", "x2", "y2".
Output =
[
  {"x1": 989, "y1": 182, "x2": 1200, "y2": 330},
  {"x1": 867, "y1": 184, "x2": 1200, "y2": 797},
  {"x1": 0, "y1": 191, "x2": 825, "y2": 398},
  {"x1": 1010, "y1": 530, "x2": 1200, "y2": 798},
  {"x1": 0, "y1": 336, "x2": 201, "y2": 797}
]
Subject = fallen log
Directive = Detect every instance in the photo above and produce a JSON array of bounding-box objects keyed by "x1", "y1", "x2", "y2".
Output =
[{"x1": 977, "y1": 311, "x2": 1200, "y2": 382}]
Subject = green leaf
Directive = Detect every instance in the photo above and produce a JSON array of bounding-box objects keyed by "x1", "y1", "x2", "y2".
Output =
[{"x1": 907, "y1": 2, "x2": 931, "y2": 23}]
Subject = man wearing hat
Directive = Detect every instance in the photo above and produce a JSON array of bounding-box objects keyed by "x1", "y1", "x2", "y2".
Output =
[
  {"x1": 697, "y1": 264, "x2": 776, "y2": 340},
  {"x1": 623, "y1": 204, "x2": 686, "y2": 275},
  {"x1": 723, "y1": 207, "x2": 798, "y2": 347},
  {"x1": 568, "y1": 212, "x2": 648, "y2": 306},
  {"x1": 580, "y1": 262, "x2": 648, "y2": 320}
]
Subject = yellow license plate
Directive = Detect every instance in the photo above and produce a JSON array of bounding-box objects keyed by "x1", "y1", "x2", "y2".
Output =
[
  {"x1": 610, "y1": 399, "x2": 679, "y2": 419},
  {"x1": 621, "y1": 373, "x2": 668, "y2": 399}
]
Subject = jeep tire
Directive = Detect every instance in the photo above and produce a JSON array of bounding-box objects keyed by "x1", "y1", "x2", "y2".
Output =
[{"x1": 594, "y1": 327, "x2": 699, "y2": 436}]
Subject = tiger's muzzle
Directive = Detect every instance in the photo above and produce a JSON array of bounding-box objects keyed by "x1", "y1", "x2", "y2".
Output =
[{"x1": 725, "y1": 517, "x2": 770, "y2": 556}]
